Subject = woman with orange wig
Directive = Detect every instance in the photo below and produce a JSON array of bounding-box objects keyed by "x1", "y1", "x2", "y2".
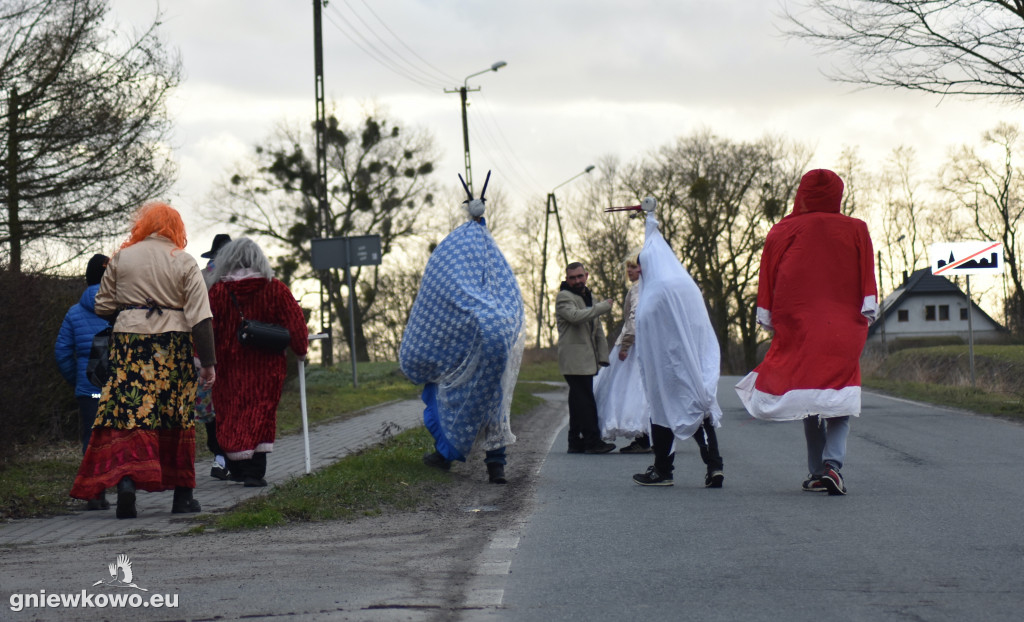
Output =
[{"x1": 70, "y1": 202, "x2": 217, "y2": 518}]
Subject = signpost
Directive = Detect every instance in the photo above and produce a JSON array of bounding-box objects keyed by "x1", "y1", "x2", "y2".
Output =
[
  {"x1": 929, "y1": 241, "x2": 1004, "y2": 387},
  {"x1": 311, "y1": 235, "x2": 383, "y2": 387}
]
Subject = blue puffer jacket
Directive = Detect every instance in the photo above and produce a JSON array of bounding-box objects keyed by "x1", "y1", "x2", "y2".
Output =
[{"x1": 55, "y1": 284, "x2": 112, "y2": 398}]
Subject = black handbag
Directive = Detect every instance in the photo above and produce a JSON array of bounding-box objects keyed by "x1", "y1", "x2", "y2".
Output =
[
  {"x1": 86, "y1": 326, "x2": 113, "y2": 387},
  {"x1": 229, "y1": 291, "x2": 291, "y2": 352}
]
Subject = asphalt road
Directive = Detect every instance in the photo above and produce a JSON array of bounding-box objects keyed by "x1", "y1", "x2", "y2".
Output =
[{"x1": 486, "y1": 376, "x2": 1024, "y2": 622}]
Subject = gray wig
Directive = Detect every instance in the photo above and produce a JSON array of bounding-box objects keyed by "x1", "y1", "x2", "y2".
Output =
[{"x1": 210, "y1": 237, "x2": 274, "y2": 281}]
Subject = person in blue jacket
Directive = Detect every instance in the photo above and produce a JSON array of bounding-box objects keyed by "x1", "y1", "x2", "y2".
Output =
[{"x1": 55, "y1": 254, "x2": 112, "y2": 510}]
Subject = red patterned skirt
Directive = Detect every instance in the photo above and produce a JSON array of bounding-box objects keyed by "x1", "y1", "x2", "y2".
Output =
[{"x1": 70, "y1": 332, "x2": 198, "y2": 499}]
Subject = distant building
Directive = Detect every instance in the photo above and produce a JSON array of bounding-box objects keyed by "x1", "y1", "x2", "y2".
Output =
[{"x1": 869, "y1": 268, "x2": 1006, "y2": 346}]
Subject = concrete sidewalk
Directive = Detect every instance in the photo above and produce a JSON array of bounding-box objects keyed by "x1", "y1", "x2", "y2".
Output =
[{"x1": 0, "y1": 399, "x2": 425, "y2": 547}]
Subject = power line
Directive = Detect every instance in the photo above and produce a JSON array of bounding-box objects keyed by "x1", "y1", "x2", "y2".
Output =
[
  {"x1": 322, "y1": 5, "x2": 443, "y2": 91},
  {"x1": 473, "y1": 91, "x2": 547, "y2": 199},
  {"x1": 347, "y1": 0, "x2": 460, "y2": 86}
]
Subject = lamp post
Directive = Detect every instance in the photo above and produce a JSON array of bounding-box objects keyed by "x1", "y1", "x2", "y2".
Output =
[
  {"x1": 445, "y1": 61, "x2": 507, "y2": 197},
  {"x1": 536, "y1": 165, "x2": 596, "y2": 348}
]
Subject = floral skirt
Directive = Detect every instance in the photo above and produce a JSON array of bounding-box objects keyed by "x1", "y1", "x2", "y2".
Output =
[{"x1": 70, "y1": 332, "x2": 198, "y2": 499}]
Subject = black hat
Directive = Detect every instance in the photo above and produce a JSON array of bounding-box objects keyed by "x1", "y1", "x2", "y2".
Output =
[
  {"x1": 86, "y1": 254, "x2": 109, "y2": 286},
  {"x1": 201, "y1": 234, "x2": 231, "y2": 259}
]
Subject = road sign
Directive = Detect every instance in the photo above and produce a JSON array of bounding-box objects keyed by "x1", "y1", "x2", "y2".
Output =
[
  {"x1": 310, "y1": 235, "x2": 382, "y2": 270},
  {"x1": 929, "y1": 241, "x2": 1003, "y2": 276}
]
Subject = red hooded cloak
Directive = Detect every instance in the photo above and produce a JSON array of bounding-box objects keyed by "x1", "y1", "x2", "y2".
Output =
[{"x1": 736, "y1": 169, "x2": 877, "y2": 420}]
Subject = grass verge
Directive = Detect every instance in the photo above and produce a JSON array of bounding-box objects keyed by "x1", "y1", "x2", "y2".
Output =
[
  {"x1": 863, "y1": 377, "x2": 1024, "y2": 420},
  {"x1": 208, "y1": 372, "x2": 561, "y2": 531},
  {"x1": 214, "y1": 426, "x2": 447, "y2": 529}
]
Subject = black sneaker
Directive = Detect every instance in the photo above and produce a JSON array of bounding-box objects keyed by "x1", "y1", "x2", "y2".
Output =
[
  {"x1": 619, "y1": 439, "x2": 652, "y2": 454},
  {"x1": 210, "y1": 462, "x2": 230, "y2": 480},
  {"x1": 422, "y1": 451, "x2": 452, "y2": 471},
  {"x1": 802, "y1": 474, "x2": 828, "y2": 492},
  {"x1": 705, "y1": 470, "x2": 724, "y2": 488},
  {"x1": 632, "y1": 466, "x2": 673, "y2": 486},
  {"x1": 821, "y1": 465, "x2": 847, "y2": 496},
  {"x1": 243, "y1": 477, "x2": 268, "y2": 488},
  {"x1": 584, "y1": 441, "x2": 616, "y2": 454},
  {"x1": 567, "y1": 445, "x2": 585, "y2": 454}
]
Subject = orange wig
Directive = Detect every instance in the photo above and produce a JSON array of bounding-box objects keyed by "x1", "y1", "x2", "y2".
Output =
[{"x1": 120, "y1": 201, "x2": 188, "y2": 251}]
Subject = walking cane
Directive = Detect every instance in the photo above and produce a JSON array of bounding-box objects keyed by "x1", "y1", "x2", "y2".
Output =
[{"x1": 300, "y1": 333, "x2": 330, "y2": 474}]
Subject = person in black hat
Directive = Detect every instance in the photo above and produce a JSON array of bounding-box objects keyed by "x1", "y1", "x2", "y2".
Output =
[
  {"x1": 197, "y1": 234, "x2": 232, "y2": 479},
  {"x1": 55, "y1": 254, "x2": 113, "y2": 509},
  {"x1": 201, "y1": 234, "x2": 232, "y2": 286}
]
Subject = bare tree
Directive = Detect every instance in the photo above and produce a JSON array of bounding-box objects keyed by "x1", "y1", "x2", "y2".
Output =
[
  {"x1": 0, "y1": 0, "x2": 180, "y2": 272},
  {"x1": 872, "y1": 146, "x2": 934, "y2": 290},
  {"x1": 561, "y1": 132, "x2": 808, "y2": 371},
  {"x1": 940, "y1": 122, "x2": 1024, "y2": 333},
  {"x1": 784, "y1": 0, "x2": 1024, "y2": 102},
  {"x1": 625, "y1": 131, "x2": 808, "y2": 371},
  {"x1": 212, "y1": 109, "x2": 438, "y2": 361}
]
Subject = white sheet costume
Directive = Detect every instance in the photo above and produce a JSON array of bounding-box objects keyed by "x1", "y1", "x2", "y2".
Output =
[
  {"x1": 594, "y1": 282, "x2": 649, "y2": 440},
  {"x1": 635, "y1": 200, "x2": 722, "y2": 447}
]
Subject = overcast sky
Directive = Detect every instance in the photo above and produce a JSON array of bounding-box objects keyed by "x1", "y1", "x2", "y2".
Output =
[{"x1": 109, "y1": 0, "x2": 1020, "y2": 260}]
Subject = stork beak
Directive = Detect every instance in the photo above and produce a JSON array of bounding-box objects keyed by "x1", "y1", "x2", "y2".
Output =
[{"x1": 604, "y1": 205, "x2": 642, "y2": 212}]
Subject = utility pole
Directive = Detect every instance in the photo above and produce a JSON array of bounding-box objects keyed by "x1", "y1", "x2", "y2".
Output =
[
  {"x1": 312, "y1": 0, "x2": 333, "y2": 365},
  {"x1": 536, "y1": 166, "x2": 594, "y2": 348},
  {"x1": 7, "y1": 88, "x2": 21, "y2": 273},
  {"x1": 444, "y1": 61, "x2": 506, "y2": 197},
  {"x1": 537, "y1": 192, "x2": 569, "y2": 348}
]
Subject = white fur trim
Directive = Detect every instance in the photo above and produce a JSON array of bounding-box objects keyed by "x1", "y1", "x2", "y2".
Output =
[
  {"x1": 735, "y1": 372, "x2": 861, "y2": 421},
  {"x1": 756, "y1": 306, "x2": 773, "y2": 331},
  {"x1": 861, "y1": 295, "x2": 878, "y2": 322}
]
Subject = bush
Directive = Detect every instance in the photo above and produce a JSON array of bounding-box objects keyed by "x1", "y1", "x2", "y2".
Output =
[{"x1": 0, "y1": 271, "x2": 81, "y2": 462}]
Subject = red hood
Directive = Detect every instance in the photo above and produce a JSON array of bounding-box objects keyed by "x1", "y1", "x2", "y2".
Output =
[{"x1": 792, "y1": 169, "x2": 843, "y2": 215}]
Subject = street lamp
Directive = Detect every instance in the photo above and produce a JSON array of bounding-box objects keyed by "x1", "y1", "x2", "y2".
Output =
[
  {"x1": 536, "y1": 165, "x2": 596, "y2": 348},
  {"x1": 445, "y1": 60, "x2": 507, "y2": 197}
]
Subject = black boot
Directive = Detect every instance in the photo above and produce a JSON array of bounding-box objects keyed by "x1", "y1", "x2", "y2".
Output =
[
  {"x1": 116, "y1": 477, "x2": 136, "y2": 519},
  {"x1": 487, "y1": 462, "x2": 507, "y2": 484},
  {"x1": 171, "y1": 486, "x2": 201, "y2": 513},
  {"x1": 422, "y1": 451, "x2": 452, "y2": 471},
  {"x1": 243, "y1": 453, "x2": 268, "y2": 487}
]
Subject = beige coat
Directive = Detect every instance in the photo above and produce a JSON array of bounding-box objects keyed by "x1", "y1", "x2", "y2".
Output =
[
  {"x1": 556, "y1": 287, "x2": 611, "y2": 375},
  {"x1": 96, "y1": 234, "x2": 212, "y2": 334}
]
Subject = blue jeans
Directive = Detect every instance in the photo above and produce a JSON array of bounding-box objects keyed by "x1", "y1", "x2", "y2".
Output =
[
  {"x1": 77, "y1": 396, "x2": 99, "y2": 454},
  {"x1": 804, "y1": 415, "x2": 850, "y2": 474}
]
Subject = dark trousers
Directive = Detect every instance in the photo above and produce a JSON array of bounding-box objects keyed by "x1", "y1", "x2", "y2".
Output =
[
  {"x1": 77, "y1": 396, "x2": 100, "y2": 454},
  {"x1": 228, "y1": 452, "x2": 267, "y2": 480},
  {"x1": 564, "y1": 374, "x2": 601, "y2": 449},
  {"x1": 205, "y1": 420, "x2": 223, "y2": 457},
  {"x1": 651, "y1": 418, "x2": 724, "y2": 476},
  {"x1": 484, "y1": 446, "x2": 507, "y2": 465}
]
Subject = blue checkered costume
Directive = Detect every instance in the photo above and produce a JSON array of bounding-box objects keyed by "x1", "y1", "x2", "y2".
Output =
[{"x1": 399, "y1": 219, "x2": 523, "y2": 462}]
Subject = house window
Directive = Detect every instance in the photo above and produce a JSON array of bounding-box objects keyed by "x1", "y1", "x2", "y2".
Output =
[
  {"x1": 939, "y1": 305, "x2": 949, "y2": 321},
  {"x1": 925, "y1": 305, "x2": 936, "y2": 321},
  {"x1": 897, "y1": 310, "x2": 909, "y2": 322},
  {"x1": 960, "y1": 308, "x2": 969, "y2": 321}
]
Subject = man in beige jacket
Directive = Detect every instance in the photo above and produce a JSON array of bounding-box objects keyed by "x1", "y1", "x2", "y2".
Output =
[{"x1": 556, "y1": 262, "x2": 616, "y2": 454}]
